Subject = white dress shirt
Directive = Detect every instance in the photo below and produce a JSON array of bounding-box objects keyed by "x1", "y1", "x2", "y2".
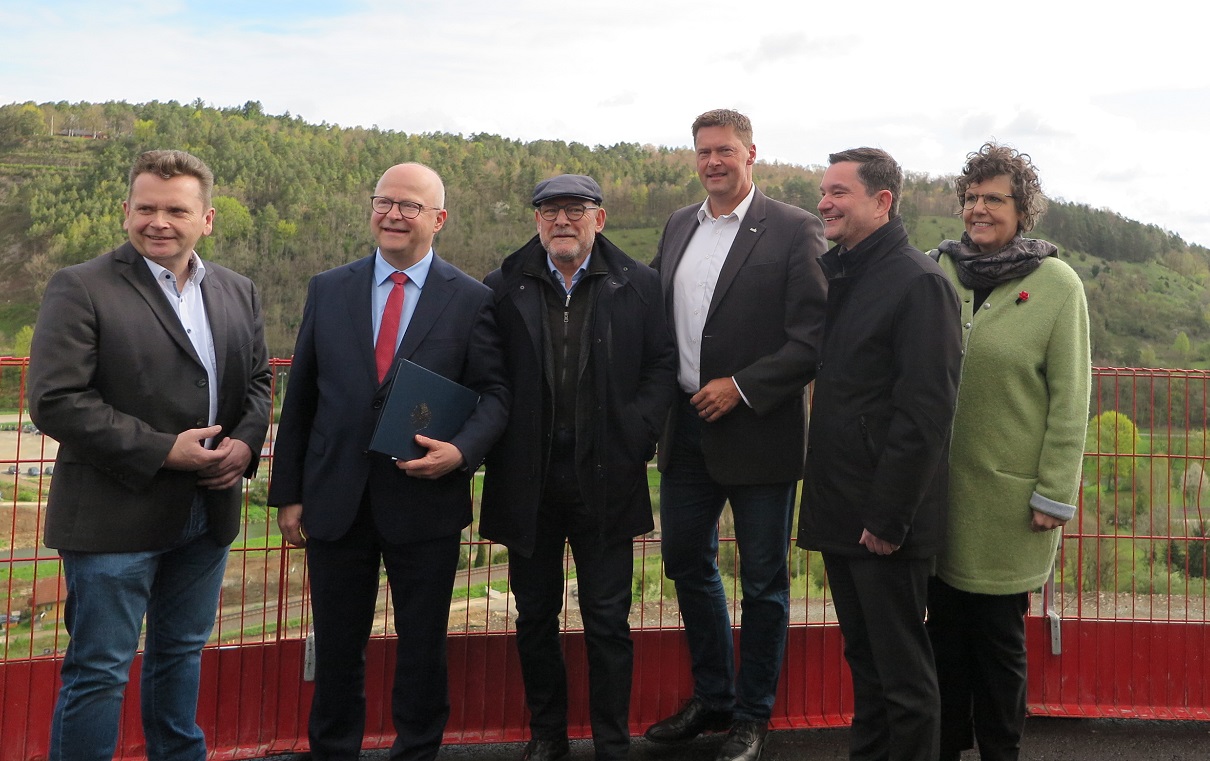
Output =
[
  {"x1": 672, "y1": 184, "x2": 756, "y2": 396},
  {"x1": 144, "y1": 254, "x2": 218, "y2": 439}
]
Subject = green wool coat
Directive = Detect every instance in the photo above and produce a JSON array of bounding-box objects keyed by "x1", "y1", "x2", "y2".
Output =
[{"x1": 935, "y1": 253, "x2": 1091, "y2": 595}]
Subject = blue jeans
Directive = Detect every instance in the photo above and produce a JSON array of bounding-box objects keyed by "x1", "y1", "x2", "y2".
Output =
[
  {"x1": 660, "y1": 398, "x2": 795, "y2": 722},
  {"x1": 50, "y1": 498, "x2": 229, "y2": 761}
]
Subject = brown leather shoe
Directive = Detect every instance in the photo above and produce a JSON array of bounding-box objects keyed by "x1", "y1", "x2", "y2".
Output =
[
  {"x1": 714, "y1": 720, "x2": 768, "y2": 761},
  {"x1": 520, "y1": 737, "x2": 569, "y2": 761},
  {"x1": 644, "y1": 697, "x2": 734, "y2": 743}
]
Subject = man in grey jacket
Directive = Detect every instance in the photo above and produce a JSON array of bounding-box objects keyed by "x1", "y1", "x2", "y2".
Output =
[{"x1": 28, "y1": 149, "x2": 272, "y2": 761}]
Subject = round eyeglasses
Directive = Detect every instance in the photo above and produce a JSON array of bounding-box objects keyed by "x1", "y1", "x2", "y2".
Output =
[{"x1": 962, "y1": 192, "x2": 1015, "y2": 211}]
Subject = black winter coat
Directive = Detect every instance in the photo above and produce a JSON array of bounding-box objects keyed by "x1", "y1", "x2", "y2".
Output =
[
  {"x1": 797, "y1": 218, "x2": 962, "y2": 558},
  {"x1": 480, "y1": 234, "x2": 677, "y2": 558}
]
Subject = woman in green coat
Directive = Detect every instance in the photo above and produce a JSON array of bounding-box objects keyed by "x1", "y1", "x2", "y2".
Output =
[{"x1": 927, "y1": 143, "x2": 1091, "y2": 761}]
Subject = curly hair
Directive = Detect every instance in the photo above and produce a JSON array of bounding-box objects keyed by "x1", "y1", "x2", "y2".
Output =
[{"x1": 954, "y1": 142, "x2": 1046, "y2": 232}]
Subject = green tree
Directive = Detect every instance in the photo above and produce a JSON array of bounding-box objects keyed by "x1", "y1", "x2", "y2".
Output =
[
  {"x1": 0, "y1": 103, "x2": 45, "y2": 149},
  {"x1": 214, "y1": 196, "x2": 254, "y2": 236},
  {"x1": 11, "y1": 325, "x2": 34, "y2": 357},
  {"x1": 1084, "y1": 410, "x2": 1141, "y2": 491},
  {"x1": 1174, "y1": 331, "x2": 1191, "y2": 360}
]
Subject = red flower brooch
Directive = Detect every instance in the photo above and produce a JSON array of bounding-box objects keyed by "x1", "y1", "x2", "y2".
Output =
[{"x1": 1015, "y1": 291, "x2": 1030, "y2": 305}]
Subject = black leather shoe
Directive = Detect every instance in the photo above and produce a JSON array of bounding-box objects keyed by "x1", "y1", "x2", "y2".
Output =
[
  {"x1": 714, "y1": 720, "x2": 768, "y2": 761},
  {"x1": 520, "y1": 737, "x2": 570, "y2": 761},
  {"x1": 644, "y1": 697, "x2": 734, "y2": 743}
]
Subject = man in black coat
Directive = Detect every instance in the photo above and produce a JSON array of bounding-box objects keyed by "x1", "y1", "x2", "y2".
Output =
[
  {"x1": 481, "y1": 174, "x2": 677, "y2": 761},
  {"x1": 797, "y1": 148, "x2": 962, "y2": 761}
]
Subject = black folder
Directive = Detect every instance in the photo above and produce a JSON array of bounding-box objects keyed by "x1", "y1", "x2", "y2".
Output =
[{"x1": 369, "y1": 358, "x2": 480, "y2": 461}]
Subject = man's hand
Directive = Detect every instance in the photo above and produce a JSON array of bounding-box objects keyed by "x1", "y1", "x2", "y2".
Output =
[
  {"x1": 397, "y1": 435, "x2": 465, "y2": 479},
  {"x1": 163, "y1": 425, "x2": 224, "y2": 471},
  {"x1": 691, "y1": 378, "x2": 741, "y2": 423},
  {"x1": 1030, "y1": 509, "x2": 1067, "y2": 532},
  {"x1": 277, "y1": 503, "x2": 306, "y2": 547},
  {"x1": 197, "y1": 438, "x2": 254, "y2": 489},
  {"x1": 859, "y1": 529, "x2": 900, "y2": 555}
]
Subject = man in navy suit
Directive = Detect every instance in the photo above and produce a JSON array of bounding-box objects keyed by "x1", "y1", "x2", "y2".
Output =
[{"x1": 268, "y1": 162, "x2": 509, "y2": 761}]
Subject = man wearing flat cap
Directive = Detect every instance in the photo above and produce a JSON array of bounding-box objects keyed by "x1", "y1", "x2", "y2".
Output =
[{"x1": 482, "y1": 174, "x2": 677, "y2": 761}]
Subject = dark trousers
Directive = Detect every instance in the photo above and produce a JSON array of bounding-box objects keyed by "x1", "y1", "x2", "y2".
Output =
[
  {"x1": 823, "y1": 553, "x2": 939, "y2": 761},
  {"x1": 926, "y1": 577, "x2": 1029, "y2": 761},
  {"x1": 510, "y1": 503, "x2": 634, "y2": 761},
  {"x1": 660, "y1": 396, "x2": 794, "y2": 722},
  {"x1": 306, "y1": 498, "x2": 461, "y2": 761}
]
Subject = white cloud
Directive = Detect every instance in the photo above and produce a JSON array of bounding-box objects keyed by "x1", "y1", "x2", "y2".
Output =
[{"x1": 2, "y1": 0, "x2": 1208, "y2": 245}]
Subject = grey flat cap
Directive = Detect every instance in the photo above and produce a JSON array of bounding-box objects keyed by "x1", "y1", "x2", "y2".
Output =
[{"x1": 532, "y1": 174, "x2": 603, "y2": 206}]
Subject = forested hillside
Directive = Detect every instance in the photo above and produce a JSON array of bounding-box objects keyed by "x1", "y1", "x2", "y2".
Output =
[{"x1": 2, "y1": 99, "x2": 1208, "y2": 364}]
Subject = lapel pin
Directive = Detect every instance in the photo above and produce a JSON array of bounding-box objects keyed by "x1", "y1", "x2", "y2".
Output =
[{"x1": 749, "y1": 227, "x2": 758, "y2": 233}]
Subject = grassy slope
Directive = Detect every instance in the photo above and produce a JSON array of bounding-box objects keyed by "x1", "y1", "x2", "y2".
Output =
[{"x1": 1, "y1": 132, "x2": 1205, "y2": 368}]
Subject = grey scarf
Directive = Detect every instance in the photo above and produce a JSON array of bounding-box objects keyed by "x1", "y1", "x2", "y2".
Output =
[{"x1": 939, "y1": 233, "x2": 1057, "y2": 290}]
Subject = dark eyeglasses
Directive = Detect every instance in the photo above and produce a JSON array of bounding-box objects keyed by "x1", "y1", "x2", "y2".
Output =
[
  {"x1": 537, "y1": 203, "x2": 600, "y2": 222},
  {"x1": 371, "y1": 196, "x2": 440, "y2": 219}
]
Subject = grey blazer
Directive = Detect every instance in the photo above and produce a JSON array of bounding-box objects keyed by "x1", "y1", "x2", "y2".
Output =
[
  {"x1": 652, "y1": 188, "x2": 828, "y2": 484},
  {"x1": 28, "y1": 242, "x2": 272, "y2": 552}
]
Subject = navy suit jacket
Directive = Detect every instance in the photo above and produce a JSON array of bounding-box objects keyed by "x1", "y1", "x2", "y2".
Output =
[{"x1": 268, "y1": 251, "x2": 509, "y2": 544}]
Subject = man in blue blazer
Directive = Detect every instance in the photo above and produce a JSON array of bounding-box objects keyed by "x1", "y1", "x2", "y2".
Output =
[{"x1": 268, "y1": 162, "x2": 509, "y2": 761}]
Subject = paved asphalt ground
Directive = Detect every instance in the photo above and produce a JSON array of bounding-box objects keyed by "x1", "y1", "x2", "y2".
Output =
[{"x1": 259, "y1": 717, "x2": 1210, "y2": 760}]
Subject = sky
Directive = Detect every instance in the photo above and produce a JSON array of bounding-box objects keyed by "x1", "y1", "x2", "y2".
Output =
[{"x1": 2, "y1": 0, "x2": 1208, "y2": 247}]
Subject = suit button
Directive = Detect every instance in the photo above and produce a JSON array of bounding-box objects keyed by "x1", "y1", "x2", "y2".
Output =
[
  {"x1": 195, "y1": 418, "x2": 206, "y2": 426},
  {"x1": 195, "y1": 378, "x2": 208, "y2": 387},
  {"x1": 372, "y1": 399, "x2": 384, "y2": 410}
]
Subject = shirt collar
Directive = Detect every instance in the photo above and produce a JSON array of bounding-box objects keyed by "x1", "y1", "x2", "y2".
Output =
[
  {"x1": 696, "y1": 183, "x2": 757, "y2": 224},
  {"x1": 143, "y1": 252, "x2": 206, "y2": 286},
  {"x1": 374, "y1": 248, "x2": 434, "y2": 288},
  {"x1": 546, "y1": 251, "x2": 593, "y2": 287}
]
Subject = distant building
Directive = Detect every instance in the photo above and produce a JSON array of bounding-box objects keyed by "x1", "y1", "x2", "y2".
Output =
[
  {"x1": 27, "y1": 575, "x2": 68, "y2": 624},
  {"x1": 56, "y1": 129, "x2": 108, "y2": 139}
]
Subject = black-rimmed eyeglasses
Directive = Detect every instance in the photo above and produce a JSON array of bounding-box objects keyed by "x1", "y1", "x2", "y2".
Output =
[
  {"x1": 371, "y1": 196, "x2": 440, "y2": 219},
  {"x1": 537, "y1": 203, "x2": 600, "y2": 222}
]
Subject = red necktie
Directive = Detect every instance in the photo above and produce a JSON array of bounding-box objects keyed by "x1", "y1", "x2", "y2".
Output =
[{"x1": 375, "y1": 272, "x2": 408, "y2": 383}]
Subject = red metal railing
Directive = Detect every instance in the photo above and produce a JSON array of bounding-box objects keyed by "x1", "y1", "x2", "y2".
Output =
[{"x1": 3, "y1": 359, "x2": 1209, "y2": 759}]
